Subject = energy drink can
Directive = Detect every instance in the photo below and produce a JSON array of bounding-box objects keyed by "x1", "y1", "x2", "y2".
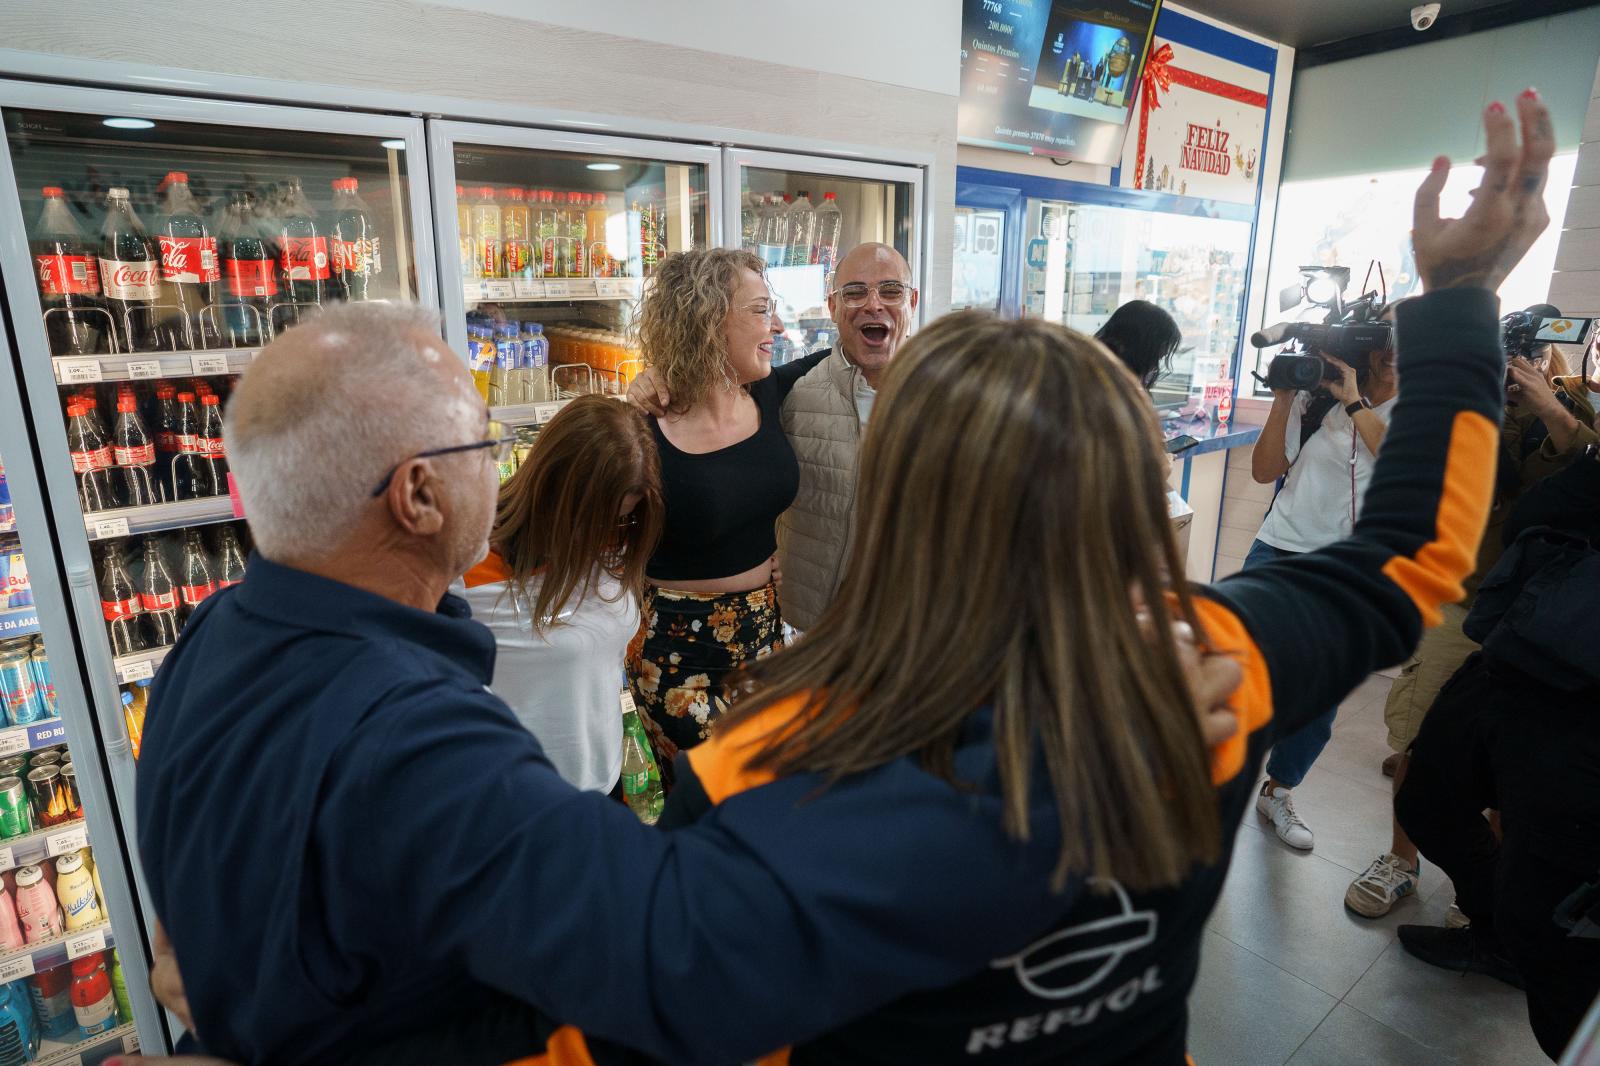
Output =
[
  {"x1": 0, "y1": 649, "x2": 40, "y2": 727},
  {"x1": 0, "y1": 776, "x2": 33, "y2": 839},
  {"x1": 25, "y1": 766, "x2": 64, "y2": 827},
  {"x1": 27, "y1": 750, "x2": 60, "y2": 772},
  {"x1": 27, "y1": 644, "x2": 54, "y2": 719},
  {"x1": 57, "y1": 764, "x2": 80, "y2": 821}
]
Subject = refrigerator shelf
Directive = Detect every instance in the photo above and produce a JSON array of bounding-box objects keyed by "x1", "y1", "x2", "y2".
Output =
[
  {"x1": 0, "y1": 918, "x2": 115, "y2": 987},
  {"x1": 111, "y1": 646, "x2": 171, "y2": 685},
  {"x1": 0, "y1": 817, "x2": 91, "y2": 876},
  {"x1": 465, "y1": 278, "x2": 642, "y2": 304},
  {"x1": 0, "y1": 605, "x2": 40, "y2": 639},
  {"x1": 81, "y1": 497, "x2": 237, "y2": 542},
  {"x1": 36, "y1": 1021, "x2": 138, "y2": 1065},
  {"x1": 0, "y1": 716, "x2": 70, "y2": 759},
  {"x1": 52, "y1": 349, "x2": 256, "y2": 387},
  {"x1": 491, "y1": 398, "x2": 572, "y2": 427}
]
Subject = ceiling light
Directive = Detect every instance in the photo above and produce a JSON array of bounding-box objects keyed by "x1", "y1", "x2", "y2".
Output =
[
  {"x1": 380, "y1": 139, "x2": 406, "y2": 151},
  {"x1": 587, "y1": 162, "x2": 621, "y2": 171},
  {"x1": 102, "y1": 118, "x2": 154, "y2": 130}
]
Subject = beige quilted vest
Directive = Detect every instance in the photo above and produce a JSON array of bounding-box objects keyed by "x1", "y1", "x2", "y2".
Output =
[{"x1": 777, "y1": 349, "x2": 863, "y2": 631}]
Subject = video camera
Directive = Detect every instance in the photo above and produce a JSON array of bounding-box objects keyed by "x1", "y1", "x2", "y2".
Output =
[
  {"x1": 1251, "y1": 265, "x2": 1392, "y2": 392},
  {"x1": 1501, "y1": 304, "x2": 1594, "y2": 362}
]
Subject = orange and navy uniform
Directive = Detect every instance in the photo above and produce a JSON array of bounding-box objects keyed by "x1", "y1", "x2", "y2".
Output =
[{"x1": 660, "y1": 288, "x2": 1505, "y2": 1064}]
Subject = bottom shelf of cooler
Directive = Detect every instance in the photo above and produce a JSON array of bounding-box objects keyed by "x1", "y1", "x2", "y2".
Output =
[{"x1": 37, "y1": 1021, "x2": 139, "y2": 1064}]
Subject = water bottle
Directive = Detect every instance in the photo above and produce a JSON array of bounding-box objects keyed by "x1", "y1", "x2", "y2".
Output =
[
  {"x1": 491, "y1": 324, "x2": 518, "y2": 407},
  {"x1": 757, "y1": 195, "x2": 789, "y2": 269},
  {"x1": 813, "y1": 192, "x2": 844, "y2": 277},
  {"x1": 740, "y1": 191, "x2": 759, "y2": 251},
  {"x1": 0, "y1": 978, "x2": 37, "y2": 1065},
  {"x1": 784, "y1": 191, "x2": 816, "y2": 268},
  {"x1": 522, "y1": 323, "x2": 549, "y2": 404}
]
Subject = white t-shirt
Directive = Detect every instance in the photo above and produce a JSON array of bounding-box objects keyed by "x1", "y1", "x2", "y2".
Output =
[
  {"x1": 1255, "y1": 393, "x2": 1397, "y2": 554},
  {"x1": 454, "y1": 557, "x2": 638, "y2": 792},
  {"x1": 854, "y1": 372, "x2": 876, "y2": 424}
]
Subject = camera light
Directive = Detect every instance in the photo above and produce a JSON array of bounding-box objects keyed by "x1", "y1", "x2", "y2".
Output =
[{"x1": 1305, "y1": 277, "x2": 1342, "y2": 306}]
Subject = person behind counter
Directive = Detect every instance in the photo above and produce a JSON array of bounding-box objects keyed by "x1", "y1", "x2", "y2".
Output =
[{"x1": 1095, "y1": 299, "x2": 1183, "y2": 392}]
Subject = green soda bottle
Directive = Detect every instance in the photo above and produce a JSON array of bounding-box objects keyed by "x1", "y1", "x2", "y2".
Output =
[
  {"x1": 620, "y1": 693, "x2": 664, "y2": 824},
  {"x1": 111, "y1": 948, "x2": 132, "y2": 1024}
]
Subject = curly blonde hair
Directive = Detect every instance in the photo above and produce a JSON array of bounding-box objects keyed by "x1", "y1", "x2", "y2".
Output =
[{"x1": 635, "y1": 248, "x2": 765, "y2": 414}]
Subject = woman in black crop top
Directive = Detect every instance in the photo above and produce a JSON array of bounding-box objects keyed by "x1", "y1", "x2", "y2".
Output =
[{"x1": 626, "y1": 249, "x2": 829, "y2": 766}]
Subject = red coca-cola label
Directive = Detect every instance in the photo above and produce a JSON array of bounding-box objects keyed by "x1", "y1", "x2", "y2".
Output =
[
  {"x1": 140, "y1": 590, "x2": 177, "y2": 613},
  {"x1": 101, "y1": 596, "x2": 139, "y2": 622},
  {"x1": 158, "y1": 236, "x2": 220, "y2": 284},
  {"x1": 36, "y1": 254, "x2": 100, "y2": 296},
  {"x1": 179, "y1": 582, "x2": 214, "y2": 607},
  {"x1": 198, "y1": 436, "x2": 226, "y2": 459},
  {"x1": 281, "y1": 237, "x2": 331, "y2": 281},
  {"x1": 114, "y1": 443, "x2": 155, "y2": 467},
  {"x1": 70, "y1": 446, "x2": 112, "y2": 474},
  {"x1": 98, "y1": 258, "x2": 160, "y2": 301},
  {"x1": 223, "y1": 258, "x2": 278, "y2": 299},
  {"x1": 332, "y1": 238, "x2": 381, "y2": 277},
  {"x1": 217, "y1": 576, "x2": 242, "y2": 589}
]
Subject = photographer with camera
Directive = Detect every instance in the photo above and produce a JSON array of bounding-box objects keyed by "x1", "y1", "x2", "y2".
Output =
[{"x1": 1247, "y1": 313, "x2": 1399, "y2": 850}]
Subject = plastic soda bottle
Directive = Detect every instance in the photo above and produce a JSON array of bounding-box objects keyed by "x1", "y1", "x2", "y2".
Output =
[
  {"x1": 110, "y1": 949, "x2": 131, "y2": 1025},
  {"x1": 620, "y1": 696, "x2": 663, "y2": 824},
  {"x1": 501, "y1": 188, "x2": 533, "y2": 279},
  {"x1": 472, "y1": 187, "x2": 503, "y2": 280},
  {"x1": 455, "y1": 185, "x2": 477, "y2": 281}
]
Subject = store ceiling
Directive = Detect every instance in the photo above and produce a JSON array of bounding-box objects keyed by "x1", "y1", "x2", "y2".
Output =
[{"x1": 1193, "y1": 0, "x2": 1525, "y2": 48}]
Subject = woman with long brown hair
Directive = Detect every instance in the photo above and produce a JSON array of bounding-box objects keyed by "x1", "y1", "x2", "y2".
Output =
[
  {"x1": 458, "y1": 395, "x2": 662, "y2": 792},
  {"x1": 628, "y1": 248, "x2": 828, "y2": 766}
]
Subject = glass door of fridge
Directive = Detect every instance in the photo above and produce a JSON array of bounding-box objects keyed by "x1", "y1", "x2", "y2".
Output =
[
  {"x1": 724, "y1": 149, "x2": 923, "y2": 361},
  {"x1": 431, "y1": 122, "x2": 717, "y2": 438},
  {"x1": 1021, "y1": 197, "x2": 1252, "y2": 409},
  {"x1": 0, "y1": 80, "x2": 437, "y2": 1058}
]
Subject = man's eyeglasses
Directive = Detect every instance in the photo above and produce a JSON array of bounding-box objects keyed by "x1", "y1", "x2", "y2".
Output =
[
  {"x1": 831, "y1": 282, "x2": 911, "y2": 308},
  {"x1": 370, "y1": 420, "x2": 516, "y2": 497}
]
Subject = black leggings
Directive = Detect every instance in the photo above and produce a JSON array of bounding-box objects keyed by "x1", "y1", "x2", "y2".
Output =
[{"x1": 1396, "y1": 654, "x2": 1600, "y2": 1059}]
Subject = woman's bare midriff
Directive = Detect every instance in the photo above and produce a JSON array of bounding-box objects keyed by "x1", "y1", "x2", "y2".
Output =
[{"x1": 650, "y1": 556, "x2": 775, "y2": 596}]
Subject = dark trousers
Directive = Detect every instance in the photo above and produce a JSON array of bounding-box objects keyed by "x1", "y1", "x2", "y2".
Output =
[{"x1": 1396, "y1": 654, "x2": 1600, "y2": 1059}]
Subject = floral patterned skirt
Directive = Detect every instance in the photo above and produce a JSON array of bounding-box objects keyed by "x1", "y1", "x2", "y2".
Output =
[{"x1": 627, "y1": 582, "x2": 783, "y2": 774}]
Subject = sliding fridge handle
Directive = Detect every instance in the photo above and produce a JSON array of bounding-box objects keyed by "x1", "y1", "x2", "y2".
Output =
[{"x1": 65, "y1": 561, "x2": 133, "y2": 756}]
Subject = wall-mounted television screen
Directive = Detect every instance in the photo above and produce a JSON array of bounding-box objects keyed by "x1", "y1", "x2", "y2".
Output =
[{"x1": 959, "y1": 0, "x2": 1162, "y2": 165}]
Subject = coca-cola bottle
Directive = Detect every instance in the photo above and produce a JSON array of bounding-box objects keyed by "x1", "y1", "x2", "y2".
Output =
[
  {"x1": 112, "y1": 393, "x2": 160, "y2": 506},
  {"x1": 218, "y1": 193, "x2": 277, "y2": 345},
  {"x1": 156, "y1": 172, "x2": 217, "y2": 346},
  {"x1": 276, "y1": 177, "x2": 329, "y2": 314},
  {"x1": 33, "y1": 186, "x2": 104, "y2": 356},
  {"x1": 214, "y1": 526, "x2": 248, "y2": 589},
  {"x1": 196, "y1": 393, "x2": 229, "y2": 496},
  {"x1": 151, "y1": 383, "x2": 180, "y2": 465},
  {"x1": 330, "y1": 178, "x2": 381, "y2": 301},
  {"x1": 100, "y1": 546, "x2": 147, "y2": 657},
  {"x1": 138, "y1": 536, "x2": 182, "y2": 647},
  {"x1": 100, "y1": 188, "x2": 164, "y2": 353},
  {"x1": 177, "y1": 529, "x2": 216, "y2": 623},
  {"x1": 169, "y1": 391, "x2": 210, "y2": 500},
  {"x1": 66, "y1": 399, "x2": 121, "y2": 512}
]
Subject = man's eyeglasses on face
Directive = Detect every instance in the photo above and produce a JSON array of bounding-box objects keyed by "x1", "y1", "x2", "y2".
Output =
[
  {"x1": 832, "y1": 282, "x2": 911, "y2": 309},
  {"x1": 370, "y1": 420, "x2": 516, "y2": 497}
]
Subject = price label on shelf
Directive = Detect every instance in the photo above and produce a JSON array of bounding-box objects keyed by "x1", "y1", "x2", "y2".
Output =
[
  {"x1": 0, "y1": 849, "x2": 16, "y2": 874},
  {"x1": 126, "y1": 360, "x2": 163, "y2": 380},
  {"x1": 542, "y1": 280, "x2": 575, "y2": 299},
  {"x1": 569, "y1": 279, "x2": 599, "y2": 298},
  {"x1": 463, "y1": 281, "x2": 488, "y2": 303},
  {"x1": 0, "y1": 954, "x2": 35, "y2": 983},
  {"x1": 0, "y1": 730, "x2": 27, "y2": 759},
  {"x1": 512, "y1": 279, "x2": 546, "y2": 300},
  {"x1": 123, "y1": 1032, "x2": 141, "y2": 1054},
  {"x1": 596, "y1": 279, "x2": 640, "y2": 300},
  {"x1": 116, "y1": 657, "x2": 155, "y2": 684},
  {"x1": 65, "y1": 927, "x2": 107, "y2": 960},
  {"x1": 89, "y1": 517, "x2": 131, "y2": 541},
  {"x1": 46, "y1": 824, "x2": 88, "y2": 858},
  {"x1": 191, "y1": 354, "x2": 229, "y2": 376},
  {"x1": 56, "y1": 358, "x2": 103, "y2": 385},
  {"x1": 532, "y1": 400, "x2": 566, "y2": 425},
  {"x1": 29, "y1": 722, "x2": 66, "y2": 748},
  {"x1": 484, "y1": 280, "x2": 516, "y2": 301}
]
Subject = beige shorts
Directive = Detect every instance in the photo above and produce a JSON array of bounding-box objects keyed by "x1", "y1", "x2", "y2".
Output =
[{"x1": 1383, "y1": 601, "x2": 1479, "y2": 753}]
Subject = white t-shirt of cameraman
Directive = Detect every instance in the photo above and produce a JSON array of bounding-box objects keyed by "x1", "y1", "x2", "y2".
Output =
[{"x1": 1256, "y1": 391, "x2": 1398, "y2": 553}]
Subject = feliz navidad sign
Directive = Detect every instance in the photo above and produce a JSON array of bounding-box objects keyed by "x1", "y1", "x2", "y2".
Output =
[{"x1": 1119, "y1": 24, "x2": 1272, "y2": 206}]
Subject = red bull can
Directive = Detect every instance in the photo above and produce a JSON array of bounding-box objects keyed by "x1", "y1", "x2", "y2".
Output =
[
  {"x1": 27, "y1": 643, "x2": 53, "y2": 719},
  {"x1": 0, "y1": 648, "x2": 41, "y2": 727}
]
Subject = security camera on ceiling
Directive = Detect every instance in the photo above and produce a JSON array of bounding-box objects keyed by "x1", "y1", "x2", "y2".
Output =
[{"x1": 1411, "y1": 3, "x2": 1442, "y2": 30}]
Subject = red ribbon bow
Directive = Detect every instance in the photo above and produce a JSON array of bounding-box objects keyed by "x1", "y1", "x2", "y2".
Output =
[{"x1": 1142, "y1": 43, "x2": 1175, "y2": 111}]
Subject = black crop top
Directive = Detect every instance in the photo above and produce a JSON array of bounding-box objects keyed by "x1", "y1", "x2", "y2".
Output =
[{"x1": 647, "y1": 349, "x2": 831, "y2": 582}]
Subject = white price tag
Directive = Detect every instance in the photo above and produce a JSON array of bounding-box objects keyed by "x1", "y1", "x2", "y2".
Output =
[
  {"x1": 126, "y1": 360, "x2": 163, "y2": 380},
  {"x1": 46, "y1": 824, "x2": 88, "y2": 858},
  {"x1": 484, "y1": 280, "x2": 516, "y2": 301},
  {"x1": 64, "y1": 927, "x2": 106, "y2": 960},
  {"x1": 0, "y1": 730, "x2": 27, "y2": 758},
  {"x1": 123, "y1": 1032, "x2": 141, "y2": 1054},
  {"x1": 595, "y1": 279, "x2": 623, "y2": 299},
  {"x1": 619, "y1": 690, "x2": 637, "y2": 715},
  {"x1": 90, "y1": 517, "x2": 130, "y2": 541},
  {"x1": 116, "y1": 657, "x2": 155, "y2": 684},
  {"x1": 512, "y1": 279, "x2": 546, "y2": 300},
  {"x1": 463, "y1": 281, "x2": 485, "y2": 303},
  {"x1": 0, "y1": 849, "x2": 16, "y2": 874},
  {"x1": 543, "y1": 280, "x2": 573, "y2": 299},
  {"x1": 56, "y1": 358, "x2": 103, "y2": 384},
  {"x1": 190, "y1": 354, "x2": 229, "y2": 376},
  {"x1": 0, "y1": 954, "x2": 35, "y2": 983},
  {"x1": 532, "y1": 400, "x2": 566, "y2": 425},
  {"x1": 568, "y1": 279, "x2": 598, "y2": 298}
]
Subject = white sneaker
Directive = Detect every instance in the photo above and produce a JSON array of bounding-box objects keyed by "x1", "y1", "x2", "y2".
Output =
[
  {"x1": 1345, "y1": 852, "x2": 1419, "y2": 917},
  {"x1": 1256, "y1": 784, "x2": 1315, "y2": 850},
  {"x1": 1444, "y1": 901, "x2": 1471, "y2": 929}
]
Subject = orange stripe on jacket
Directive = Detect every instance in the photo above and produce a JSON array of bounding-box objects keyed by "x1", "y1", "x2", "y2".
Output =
[
  {"x1": 1190, "y1": 597, "x2": 1275, "y2": 787},
  {"x1": 755, "y1": 1049, "x2": 792, "y2": 1065},
  {"x1": 1381, "y1": 410, "x2": 1498, "y2": 627},
  {"x1": 686, "y1": 692, "x2": 821, "y2": 805},
  {"x1": 464, "y1": 550, "x2": 514, "y2": 589},
  {"x1": 499, "y1": 1025, "x2": 598, "y2": 1065}
]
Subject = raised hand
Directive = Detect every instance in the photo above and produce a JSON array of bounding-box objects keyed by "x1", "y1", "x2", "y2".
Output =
[{"x1": 1413, "y1": 90, "x2": 1556, "y2": 293}]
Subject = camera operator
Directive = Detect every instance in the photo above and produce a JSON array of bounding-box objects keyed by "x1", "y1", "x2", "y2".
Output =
[
  {"x1": 1349, "y1": 305, "x2": 1599, "y2": 921},
  {"x1": 1395, "y1": 440, "x2": 1600, "y2": 1059},
  {"x1": 1247, "y1": 314, "x2": 1399, "y2": 850}
]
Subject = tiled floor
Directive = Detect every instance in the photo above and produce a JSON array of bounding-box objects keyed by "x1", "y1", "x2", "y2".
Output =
[{"x1": 1187, "y1": 674, "x2": 1553, "y2": 1065}]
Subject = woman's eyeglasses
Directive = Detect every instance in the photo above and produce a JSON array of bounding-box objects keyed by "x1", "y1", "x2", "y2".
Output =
[{"x1": 370, "y1": 420, "x2": 515, "y2": 497}]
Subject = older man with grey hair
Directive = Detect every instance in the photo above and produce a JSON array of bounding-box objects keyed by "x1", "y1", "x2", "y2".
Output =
[{"x1": 137, "y1": 301, "x2": 1242, "y2": 1066}]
